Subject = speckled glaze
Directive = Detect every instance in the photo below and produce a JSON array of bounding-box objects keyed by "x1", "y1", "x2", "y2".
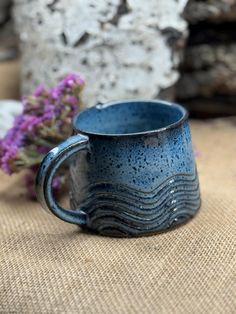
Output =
[{"x1": 36, "y1": 100, "x2": 201, "y2": 237}]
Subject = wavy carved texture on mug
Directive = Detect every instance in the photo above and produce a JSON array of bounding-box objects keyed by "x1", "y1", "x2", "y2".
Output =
[
  {"x1": 67, "y1": 103, "x2": 200, "y2": 236},
  {"x1": 70, "y1": 161, "x2": 200, "y2": 236}
]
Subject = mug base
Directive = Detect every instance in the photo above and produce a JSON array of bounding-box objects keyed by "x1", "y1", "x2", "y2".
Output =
[{"x1": 79, "y1": 205, "x2": 201, "y2": 238}]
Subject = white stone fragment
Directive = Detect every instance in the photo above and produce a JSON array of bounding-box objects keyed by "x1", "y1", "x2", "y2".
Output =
[
  {"x1": 0, "y1": 100, "x2": 23, "y2": 138},
  {"x1": 13, "y1": 0, "x2": 188, "y2": 106}
]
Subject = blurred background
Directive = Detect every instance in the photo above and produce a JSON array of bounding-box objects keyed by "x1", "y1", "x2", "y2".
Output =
[{"x1": 0, "y1": 0, "x2": 236, "y2": 119}]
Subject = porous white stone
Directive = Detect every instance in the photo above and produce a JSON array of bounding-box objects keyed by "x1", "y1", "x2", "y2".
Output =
[
  {"x1": 13, "y1": 0, "x2": 188, "y2": 105},
  {"x1": 0, "y1": 100, "x2": 22, "y2": 138}
]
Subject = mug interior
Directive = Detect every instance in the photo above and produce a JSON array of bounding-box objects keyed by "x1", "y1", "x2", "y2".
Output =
[{"x1": 74, "y1": 100, "x2": 187, "y2": 136}]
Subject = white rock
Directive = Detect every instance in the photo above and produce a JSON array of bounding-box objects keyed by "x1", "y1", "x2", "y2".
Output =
[
  {"x1": 0, "y1": 100, "x2": 23, "y2": 138},
  {"x1": 13, "y1": 0, "x2": 188, "y2": 106}
]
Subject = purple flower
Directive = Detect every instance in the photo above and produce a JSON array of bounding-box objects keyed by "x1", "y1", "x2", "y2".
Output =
[
  {"x1": 37, "y1": 145, "x2": 50, "y2": 154},
  {"x1": 67, "y1": 95, "x2": 78, "y2": 106},
  {"x1": 34, "y1": 85, "x2": 45, "y2": 97},
  {"x1": 0, "y1": 72, "x2": 85, "y2": 198},
  {"x1": 50, "y1": 88, "x2": 62, "y2": 100},
  {"x1": 43, "y1": 99, "x2": 50, "y2": 106},
  {"x1": 20, "y1": 115, "x2": 41, "y2": 131},
  {"x1": 58, "y1": 73, "x2": 84, "y2": 90},
  {"x1": 0, "y1": 146, "x2": 18, "y2": 174},
  {"x1": 67, "y1": 79, "x2": 74, "y2": 87},
  {"x1": 44, "y1": 102, "x2": 54, "y2": 112},
  {"x1": 41, "y1": 111, "x2": 54, "y2": 121}
]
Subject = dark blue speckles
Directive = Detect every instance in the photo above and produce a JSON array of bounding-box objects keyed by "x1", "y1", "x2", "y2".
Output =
[
  {"x1": 82, "y1": 120, "x2": 196, "y2": 194},
  {"x1": 65, "y1": 100, "x2": 200, "y2": 236}
]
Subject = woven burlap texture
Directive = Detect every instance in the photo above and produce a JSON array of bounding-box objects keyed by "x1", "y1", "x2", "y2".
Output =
[{"x1": 0, "y1": 119, "x2": 236, "y2": 314}]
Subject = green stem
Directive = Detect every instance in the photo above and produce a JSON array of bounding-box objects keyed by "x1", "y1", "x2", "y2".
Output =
[{"x1": 34, "y1": 138, "x2": 53, "y2": 147}]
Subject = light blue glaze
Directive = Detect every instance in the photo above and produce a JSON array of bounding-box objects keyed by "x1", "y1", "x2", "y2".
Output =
[{"x1": 36, "y1": 99, "x2": 201, "y2": 237}]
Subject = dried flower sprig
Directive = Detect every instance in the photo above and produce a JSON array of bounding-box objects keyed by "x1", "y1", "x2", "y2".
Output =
[{"x1": 0, "y1": 73, "x2": 84, "y2": 198}]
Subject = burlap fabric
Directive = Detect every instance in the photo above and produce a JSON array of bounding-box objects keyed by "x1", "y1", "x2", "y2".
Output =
[{"x1": 0, "y1": 118, "x2": 235, "y2": 313}]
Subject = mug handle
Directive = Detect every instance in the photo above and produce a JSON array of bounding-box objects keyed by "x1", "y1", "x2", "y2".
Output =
[{"x1": 36, "y1": 134, "x2": 89, "y2": 225}]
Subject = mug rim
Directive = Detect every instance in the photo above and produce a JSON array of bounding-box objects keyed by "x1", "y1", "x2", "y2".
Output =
[{"x1": 73, "y1": 99, "x2": 189, "y2": 138}]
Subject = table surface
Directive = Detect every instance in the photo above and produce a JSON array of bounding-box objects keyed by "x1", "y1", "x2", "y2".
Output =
[{"x1": 0, "y1": 117, "x2": 236, "y2": 313}]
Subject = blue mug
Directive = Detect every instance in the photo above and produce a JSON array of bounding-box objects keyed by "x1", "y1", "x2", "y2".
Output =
[{"x1": 36, "y1": 100, "x2": 201, "y2": 237}]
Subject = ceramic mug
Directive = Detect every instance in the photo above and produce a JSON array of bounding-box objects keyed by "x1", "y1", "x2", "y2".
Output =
[{"x1": 36, "y1": 100, "x2": 201, "y2": 237}]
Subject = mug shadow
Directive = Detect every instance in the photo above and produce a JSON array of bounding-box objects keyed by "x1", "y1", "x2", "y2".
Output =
[{"x1": 3, "y1": 215, "x2": 200, "y2": 265}]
